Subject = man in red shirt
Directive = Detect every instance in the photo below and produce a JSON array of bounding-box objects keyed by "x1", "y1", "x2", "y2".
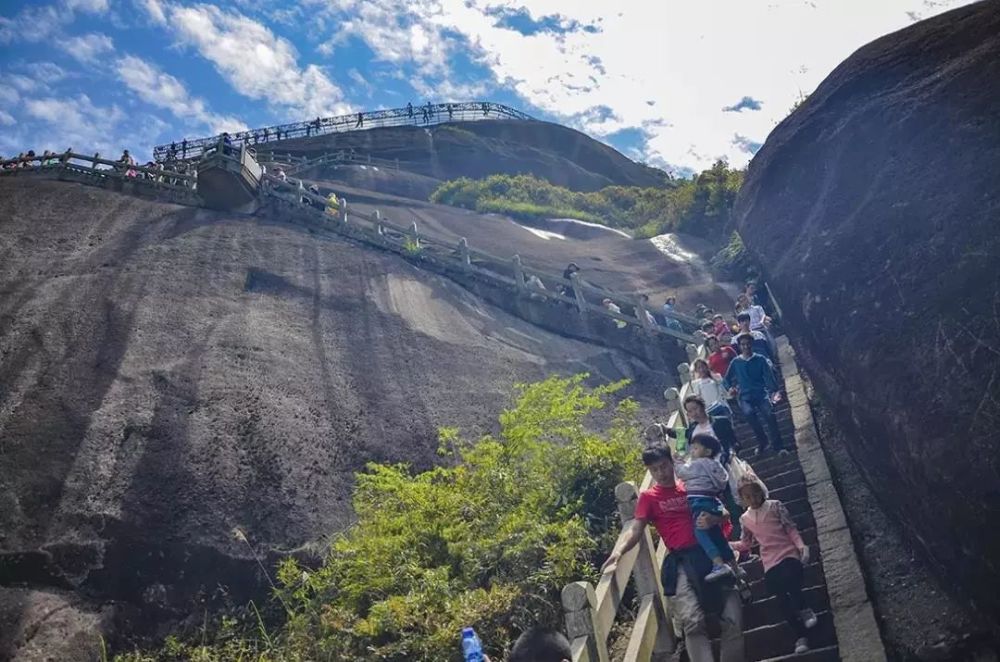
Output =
[
  {"x1": 706, "y1": 335, "x2": 737, "y2": 377},
  {"x1": 601, "y1": 445, "x2": 744, "y2": 662}
]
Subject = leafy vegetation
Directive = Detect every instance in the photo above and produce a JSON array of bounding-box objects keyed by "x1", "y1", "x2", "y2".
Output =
[
  {"x1": 116, "y1": 375, "x2": 644, "y2": 662},
  {"x1": 711, "y1": 231, "x2": 757, "y2": 281},
  {"x1": 429, "y1": 161, "x2": 744, "y2": 240}
]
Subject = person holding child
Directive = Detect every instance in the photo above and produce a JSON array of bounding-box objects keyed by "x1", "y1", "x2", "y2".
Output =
[
  {"x1": 733, "y1": 481, "x2": 817, "y2": 655},
  {"x1": 601, "y1": 444, "x2": 745, "y2": 662}
]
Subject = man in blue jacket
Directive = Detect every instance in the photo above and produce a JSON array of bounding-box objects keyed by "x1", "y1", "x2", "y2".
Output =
[{"x1": 724, "y1": 333, "x2": 786, "y2": 453}]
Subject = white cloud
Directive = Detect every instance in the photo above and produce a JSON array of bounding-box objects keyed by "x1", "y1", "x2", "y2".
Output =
[
  {"x1": 0, "y1": 110, "x2": 15, "y2": 126},
  {"x1": 60, "y1": 32, "x2": 115, "y2": 64},
  {"x1": 22, "y1": 61, "x2": 70, "y2": 84},
  {"x1": 63, "y1": 0, "x2": 110, "y2": 13},
  {"x1": 114, "y1": 54, "x2": 248, "y2": 134},
  {"x1": 153, "y1": 3, "x2": 349, "y2": 118},
  {"x1": 23, "y1": 94, "x2": 126, "y2": 154},
  {"x1": 308, "y1": 0, "x2": 976, "y2": 173},
  {"x1": 137, "y1": 0, "x2": 167, "y2": 24}
]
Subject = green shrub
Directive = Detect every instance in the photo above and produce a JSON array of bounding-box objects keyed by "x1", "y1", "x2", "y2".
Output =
[
  {"x1": 429, "y1": 164, "x2": 744, "y2": 239},
  {"x1": 120, "y1": 375, "x2": 644, "y2": 662}
]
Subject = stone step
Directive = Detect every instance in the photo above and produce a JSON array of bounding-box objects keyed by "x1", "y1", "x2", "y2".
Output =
[
  {"x1": 763, "y1": 468, "x2": 806, "y2": 491},
  {"x1": 741, "y1": 553, "x2": 822, "y2": 586},
  {"x1": 758, "y1": 645, "x2": 841, "y2": 662},
  {"x1": 744, "y1": 585, "x2": 831, "y2": 630},
  {"x1": 767, "y1": 482, "x2": 807, "y2": 505},
  {"x1": 748, "y1": 453, "x2": 802, "y2": 478},
  {"x1": 745, "y1": 610, "x2": 837, "y2": 661},
  {"x1": 699, "y1": 610, "x2": 836, "y2": 662}
]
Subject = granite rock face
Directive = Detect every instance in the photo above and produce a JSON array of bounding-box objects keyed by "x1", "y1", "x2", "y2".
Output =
[{"x1": 734, "y1": 1, "x2": 1000, "y2": 618}]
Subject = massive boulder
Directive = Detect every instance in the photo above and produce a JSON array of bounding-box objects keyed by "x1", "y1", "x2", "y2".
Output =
[
  {"x1": 0, "y1": 178, "x2": 676, "y2": 655},
  {"x1": 273, "y1": 120, "x2": 668, "y2": 193},
  {"x1": 734, "y1": 0, "x2": 1000, "y2": 617}
]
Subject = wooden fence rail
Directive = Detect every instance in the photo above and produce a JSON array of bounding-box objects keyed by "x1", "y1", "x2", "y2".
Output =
[
  {"x1": 560, "y1": 337, "x2": 708, "y2": 662},
  {"x1": 260, "y1": 173, "x2": 700, "y2": 343}
]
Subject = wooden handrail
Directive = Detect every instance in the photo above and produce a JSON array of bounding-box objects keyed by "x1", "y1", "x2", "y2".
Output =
[{"x1": 558, "y1": 338, "x2": 708, "y2": 662}]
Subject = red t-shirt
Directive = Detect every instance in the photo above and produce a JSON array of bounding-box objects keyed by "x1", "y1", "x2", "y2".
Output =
[
  {"x1": 708, "y1": 346, "x2": 737, "y2": 379},
  {"x1": 634, "y1": 482, "x2": 698, "y2": 551}
]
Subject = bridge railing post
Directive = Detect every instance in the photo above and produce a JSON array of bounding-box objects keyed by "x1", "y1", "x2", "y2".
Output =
[
  {"x1": 458, "y1": 238, "x2": 470, "y2": 268},
  {"x1": 409, "y1": 222, "x2": 420, "y2": 249},
  {"x1": 512, "y1": 255, "x2": 525, "y2": 293},
  {"x1": 569, "y1": 272, "x2": 587, "y2": 314},
  {"x1": 339, "y1": 197, "x2": 348, "y2": 223},
  {"x1": 615, "y1": 482, "x2": 676, "y2": 655},
  {"x1": 562, "y1": 582, "x2": 609, "y2": 662}
]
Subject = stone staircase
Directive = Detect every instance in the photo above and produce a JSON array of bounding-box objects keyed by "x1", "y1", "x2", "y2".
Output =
[{"x1": 718, "y1": 394, "x2": 840, "y2": 661}]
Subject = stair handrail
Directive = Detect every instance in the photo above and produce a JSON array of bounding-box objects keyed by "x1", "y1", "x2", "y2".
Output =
[
  {"x1": 154, "y1": 101, "x2": 537, "y2": 163},
  {"x1": 260, "y1": 173, "x2": 699, "y2": 344},
  {"x1": 561, "y1": 340, "x2": 706, "y2": 662}
]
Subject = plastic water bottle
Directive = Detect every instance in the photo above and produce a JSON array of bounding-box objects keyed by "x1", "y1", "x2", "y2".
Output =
[
  {"x1": 674, "y1": 426, "x2": 687, "y2": 453},
  {"x1": 461, "y1": 627, "x2": 485, "y2": 662}
]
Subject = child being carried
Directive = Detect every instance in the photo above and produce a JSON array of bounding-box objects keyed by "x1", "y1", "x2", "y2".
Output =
[{"x1": 674, "y1": 434, "x2": 738, "y2": 582}]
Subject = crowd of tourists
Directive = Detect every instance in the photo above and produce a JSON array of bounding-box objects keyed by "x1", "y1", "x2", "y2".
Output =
[{"x1": 595, "y1": 282, "x2": 816, "y2": 661}]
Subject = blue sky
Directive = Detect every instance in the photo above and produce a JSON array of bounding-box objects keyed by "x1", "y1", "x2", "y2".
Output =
[{"x1": 0, "y1": 0, "x2": 974, "y2": 175}]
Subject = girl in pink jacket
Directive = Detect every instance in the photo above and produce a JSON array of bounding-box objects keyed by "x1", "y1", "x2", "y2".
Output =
[{"x1": 733, "y1": 481, "x2": 818, "y2": 654}]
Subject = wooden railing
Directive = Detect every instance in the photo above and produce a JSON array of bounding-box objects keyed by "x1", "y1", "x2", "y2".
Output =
[
  {"x1": 561, "y1": 339, "x2": 707, "y2": 662},
  {"x1": 0, "y1": 151, "x2": 199, "y2": 203},
  {"x1": 261, "y1": 172, "x2": 699, "y2": 343},
  {"x1": 154, "y1": 101, "x2": 536, "y2": 162},
  {"x1": 258, "y1": 150, "x2": 404, "y2": 176}
]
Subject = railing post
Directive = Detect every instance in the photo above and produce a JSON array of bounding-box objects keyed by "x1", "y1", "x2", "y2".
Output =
[
  {"x1": 457, "y1": 238, "x2": 471, "y2": 268},
  {"x1": 634, "y1": 298, "x2": 653, "y2": 330},
  {"x1": 614, "y1": 483, "x2": 676, "y2": 655},
  {"x1": 91, "y1": 153, "x2": 99, "y2": 170},
  {"x1": 663, "y1": 387, "x2": 681, "y2": 430},
  {"x1": 512, "y1": 254, "x2": 525, "y2": 293},
  {"x1": 561, "y1": 582, "x2": 609, "y2": 662},
  {"x1": 677, "y1": 362, "x2": 691, "y2": 390},
  {"x1": 569, "y1": 272, "x2": 587, "y2": 314},
  {"x1": 339, "y1": 197, "x2": 348, "y2": 223},
  {"x1": 685, "y1": 343, "x2": 699, "y2": 365}
]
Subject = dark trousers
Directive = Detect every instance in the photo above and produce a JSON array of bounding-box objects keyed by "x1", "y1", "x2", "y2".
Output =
[
  {"x1": 764, "y1": 557, "x2": 807, "y2": 638},
  {"x1": 739, "y1": 393, "x2": 784, "y2": 450}
]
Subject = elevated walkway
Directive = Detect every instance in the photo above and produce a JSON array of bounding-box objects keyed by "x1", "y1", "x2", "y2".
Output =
[
  {"x1": 195, "y1": 138, "x2": 263, "y2": 211},
  {"x1": 153, "y1": 101, "x2": 536, "y2": 163}
]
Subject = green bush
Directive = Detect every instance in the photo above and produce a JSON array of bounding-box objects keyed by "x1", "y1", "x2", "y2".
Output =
[
  {"x1": 429, "y1": 164, "x2": 744, "y2": 239},
  {"x1": 118, "y1": 375, "x2": 644, "y2": 662}
]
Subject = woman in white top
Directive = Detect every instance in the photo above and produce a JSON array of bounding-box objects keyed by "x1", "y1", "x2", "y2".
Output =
[{"x1": 690, "y1": 358, "x2": 731, "y2": 417}]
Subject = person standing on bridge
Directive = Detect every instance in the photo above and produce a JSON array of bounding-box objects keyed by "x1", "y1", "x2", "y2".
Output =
[
  {"x1": 601, "y1": 444, "x2": 745, "y2": 662},
  {"x1": 725, "y1": 333, "x2": 787, "y2": 454},
  {"x1": 355, "y1": 112, "x2": 364, "y2": 128},
  {"x1": 407, "y1": 101, "x2": 413, "y2": 119},
  {"x1": 447, "y1": 103, "x2": 454, "y2": 120}
]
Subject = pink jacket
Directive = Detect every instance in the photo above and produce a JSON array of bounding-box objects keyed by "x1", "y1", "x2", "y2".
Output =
[{"x1": 733, "y1": 500, "x2": 805, "y2": 571}]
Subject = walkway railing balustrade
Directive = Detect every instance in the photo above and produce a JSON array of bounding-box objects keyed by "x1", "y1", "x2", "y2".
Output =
[{"x1": 153, "y1": 101, "x2": 536, "y2": 163}]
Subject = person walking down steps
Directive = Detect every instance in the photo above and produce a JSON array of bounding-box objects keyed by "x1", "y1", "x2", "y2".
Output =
[{"x1": 733, "y1": 481, "x2": 818, "y2": 655}]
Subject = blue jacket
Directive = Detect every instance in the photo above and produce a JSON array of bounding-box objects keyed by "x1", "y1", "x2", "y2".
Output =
[{"x1": 723, "y1": 353, "x2": 777, "y2": 399}]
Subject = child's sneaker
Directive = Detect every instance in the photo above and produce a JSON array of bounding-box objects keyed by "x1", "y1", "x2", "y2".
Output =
[
  {"x1": 800, "y1": 608, "x2": 818, "y2": 629},
  {"x1": 794, "y1": 637, "x2": 809, "y2": 654},
  {"x1": 705, "y1": 564, "x2": 734, "y2": 582}
]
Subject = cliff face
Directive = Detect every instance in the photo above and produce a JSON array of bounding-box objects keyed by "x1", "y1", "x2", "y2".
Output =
[
  {"x1": 734, "y1": 0, "x2": 1000, "y2": 617},
  {"x1": 0, "y1": 178, "x2": 676, "y2": 657},
  {"x1": 273, "y1": 120, "x2": 667, "y2": 193}
]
